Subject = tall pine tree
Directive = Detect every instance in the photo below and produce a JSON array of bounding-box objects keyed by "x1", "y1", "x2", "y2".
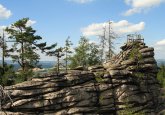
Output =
[
  {"x1": 5, "y1": 18, "x2": 46, "y2": 73},
  {"x1": 64, "y1": 36, "x2": 73, "y2": 72},
  {"x1": 46, "y1": 45, "x2": 64, "y2": 74}
]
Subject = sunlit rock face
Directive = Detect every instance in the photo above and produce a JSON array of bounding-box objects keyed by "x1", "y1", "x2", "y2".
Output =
[{"x1": 1, "y1": 40, "x2": 164, "y2": 115}]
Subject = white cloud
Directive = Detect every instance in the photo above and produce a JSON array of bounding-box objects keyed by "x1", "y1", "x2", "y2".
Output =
[
  {"x1": 0, "y1": 4, "x2": 12, "y2": 19},
  {"x1": 153, "y1": 39, "x2": 165, "y2": 59},
  {"x1": 156, "y1": 39, "x2": 165, "y2": 45},
  {"x1": 0, "y1": 26, "x2": 6, "y2": 36},
  {"x1": 26, "y1": 20, "x2": 36, "y2": 27},
  {"x1": 81, "y1": 20, "x2": 145, "y2": 36},
  {"x1": 123, "y1": 0, "x2": 165, "y2": 16},
  {"x1": 67, "y1": 0, "x2": 94, "y2": 4}
]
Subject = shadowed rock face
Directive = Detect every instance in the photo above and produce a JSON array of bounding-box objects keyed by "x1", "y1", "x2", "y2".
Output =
[{"x1": 1, "y1": 41, "x2": 165, "y2": 115}]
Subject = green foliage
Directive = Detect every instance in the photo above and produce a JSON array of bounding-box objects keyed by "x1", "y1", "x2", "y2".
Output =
[
  {"x1": 64, "y1": 37, "x2": 73, "y2": 72},
  {"x1": 94, "y1": 72, "x2": 105, "y2": 83},
  {"x1": 69, "y1": 36, "x2": 101, "y2": 69},
  {"x1": 69, "y1": 36, "x2": 89, "y2": 69},
  {"x1": 15, "y1": 70, "x2": 33, "y2": 84},
  {"x1": 0, "y1": 63, "x2": 15, "y2": 86},
  {"x1": 5, "y1": 18, "x2": 46, "y2": 73},
  {"x1": 118, "y1": 107, "x2": 145, "y2": 115},
  {"x1": 129, "y1": 42, "x2": 142, "y2": 61},
  {"x1": 118, "y1": 98, "x2": 145, "y2": 115},
  {"x1": 33, "y1": 72, "x2": 41, "y2": 78},
  {"x1": 95, "y1": 76, "x2": 104, "y2": 83},
  {"x1": 47, "y1": 67, "x2": 57, "y2": 74},
  {"x1": 128, "y1": 42, "x2": 143, "y2": 73},
  {"x1": 47, "y1": 46, "x2": 64, "y2": 74},
  {"x1": 88, "y1": 43, "x2": 101, "y2": 66},
  {"x1": 157, "y1": 63, "x2": 165, "y2": 88},
  {"x1": 0, "y1": 63, "x2": 33, "y2": 86},
  {"x1": 134, "y1": 72, "x2": 145, "y2": 78}
]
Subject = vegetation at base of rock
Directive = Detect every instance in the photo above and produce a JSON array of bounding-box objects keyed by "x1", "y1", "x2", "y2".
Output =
[
  {"x1": 0, "y1": 63, "x2": 15, "y2": 86},
  {"x1": 134, "y1": 72, "x2": 145, "y2": 78},
  {"x1": 95, "y1": 76, "x2": 104, "y2": 83},
  {"x1": 157, "y1": 63, "x2": 165, "y2": 88},
  {"x1": 94, "y1": 72, "x2": 105, "y2": 82},
  {"x1": 118, "y1": 106, "x2": 145, "y2": 115},
  {"x1": 129, "y1": 42, "x2": 143, "y2": 61},
  {"x1": 15, "y1": 70, "x2": 33, "y2": 83},
  {"x1": 118, "y1": 98, "x2": 145, "y2": 115}
]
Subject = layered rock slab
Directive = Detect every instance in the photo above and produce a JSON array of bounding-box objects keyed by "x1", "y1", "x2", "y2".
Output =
[{"x1": 1, "y1": 41, "x2": 164, "y2": 115}]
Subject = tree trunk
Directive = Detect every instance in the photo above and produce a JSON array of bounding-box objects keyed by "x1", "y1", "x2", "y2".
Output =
[
  {"x1": 65, "y1": 52, "x2": 67, "y2": 72},
  {"x1": 21, "y1": 42, "x2": 25, "y2": 71},
  {"x1": 108, "y1": 21, "x2": 111, "y2": 60},
  {"x1": 2, "y1": 31, "x2": 5, "y2": 74},
  {"x1": 57, "y1": 54, "x2": 60, "y2": 75}
]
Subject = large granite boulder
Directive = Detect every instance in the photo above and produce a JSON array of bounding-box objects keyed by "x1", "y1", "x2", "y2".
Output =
[{"x1": 0, "y1": 41, "x2": 164, "y2": 114}]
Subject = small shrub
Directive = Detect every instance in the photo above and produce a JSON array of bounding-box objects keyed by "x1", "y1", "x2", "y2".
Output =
[
  {"x1": 15, "y1": 70, "x2": 33, "y2": 84},
  {"x1": 157, "y1": 63, "x2": 165, "y2": 88},
  {"x1": 134, "y1": 72, "x2": 145, "y2": 78},
  {"x1": 94, "y1": 72, "x2": 105, "y2": 82},
  {"x1": 0, "y1": 64, "x2": 16, "y2": 86}
]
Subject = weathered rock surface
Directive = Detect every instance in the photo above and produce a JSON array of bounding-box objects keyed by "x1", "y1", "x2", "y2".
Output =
[{"x1": 1, "y1": 40, "x2": 164, "y2": 114}]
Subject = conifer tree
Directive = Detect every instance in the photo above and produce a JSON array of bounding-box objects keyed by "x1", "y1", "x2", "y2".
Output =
[
  {"x1": 46, "y1": 46, "x2": 64, "y2": 74},
  {"x1": 64, "y1": 36, "x2": 73, "y2": 72},
  {"x1": 88, "y1": 42, "x2": 101, "y2": 66},
  {"x1": 0, "y1": 30, "x2": 16, "y2": 85},
  {"x1": 69, "y1": 36, "x2": 101, "y2": 69},
  {"x1": 5, "y1": 18, "x2": 46, "y2": 74}
]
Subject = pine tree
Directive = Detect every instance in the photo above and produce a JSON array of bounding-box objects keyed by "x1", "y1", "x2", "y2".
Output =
[
  {"x1": 88, "y1": 42, "x2": 101, "y2": 66},
  {"x1": 46, "y1": 46, "x2": 64, "y2": 74},
  {"x1": 0, "y1": 31, "x2": 13, "y2": 73},
  {"x1": 0, "y1": 30, "x2": 15, "y2": 85},
  {"x1": 69, "y1": 36, "x2": 101, "y2": 69},
  {"x1": 5, "y1": 18, "x2": 47, "y2": 75},
  {"x1": 71, "y1": 37, "x2": 89, "y2": 69},
  {"x1": 64, "y1": 36, "x2": 73, "y2": 72}
]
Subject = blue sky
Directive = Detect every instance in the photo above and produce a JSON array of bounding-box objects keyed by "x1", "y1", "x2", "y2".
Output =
[{"x1": 0, "y1": 0, "x2": 165, "y2": 60}]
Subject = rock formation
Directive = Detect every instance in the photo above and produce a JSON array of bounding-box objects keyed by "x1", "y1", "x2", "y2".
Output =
[{"x1": 0, "y1": 40, "x2": 164, "y2": 115}]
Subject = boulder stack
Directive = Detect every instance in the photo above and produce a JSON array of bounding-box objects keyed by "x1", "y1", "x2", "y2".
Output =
[
  {"x1": 103, "y1": 41, "x2": 164, "y2": 114},
  {"x1": 0, "y1": 40, "x2": 164, "y2": 115}
]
